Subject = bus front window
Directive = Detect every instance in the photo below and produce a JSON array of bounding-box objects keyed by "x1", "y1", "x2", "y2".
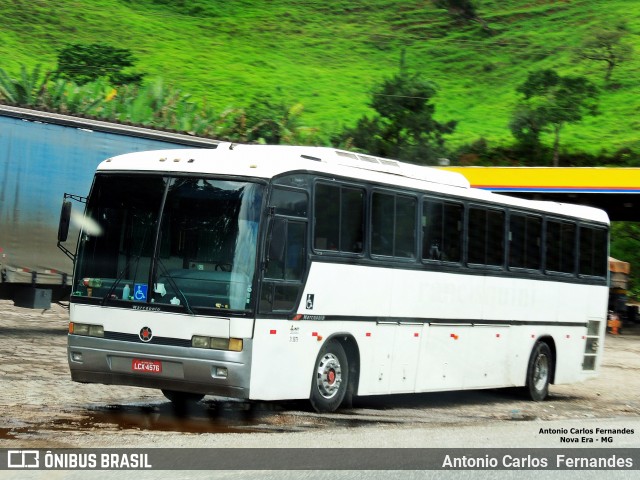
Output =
[
  {"x1": 73, "y1": 174, "x2": 264, "y2": 313},
  {"x1": 153, "y1": 179, "x2": 263, "y2": 312},
  {"x1": 74, "y1": 175, "x2": 167, "y2": 301}
]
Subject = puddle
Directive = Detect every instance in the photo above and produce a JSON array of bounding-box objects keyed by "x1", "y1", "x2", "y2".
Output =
[
  {"x1": 2, "y1": 398, "x2": 404, "y2": 439},
  {"x1": 0, "y1": 427, "x2": 18, "y2": 439},
  {"x1": 2, "y1": 390, "x2": 555, "y2": 439},
  {"x1": 59, "y1": 391, "x2": 528, "y2": 435},
  {"x1": 33, "y1": 398, "x2": 404, "y2": 435},
  {"x1": 64, "y1": 401, "x2": 292, "y2": 434}
]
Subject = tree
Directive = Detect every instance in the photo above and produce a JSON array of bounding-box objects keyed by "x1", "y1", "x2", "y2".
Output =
[
  {"x1": 510, "y1": 69, "x2": 599, "y2": 166},
  {"x1": 610, "y1": 222, "x2": 640, "y2": 300},
  {"x1": 340, "y1": 68, "x2": 456, "y2": 165},
  {"x1": 508, "y1": 104, "x2": 546, "y2": 161},
  {"x1": 576, "y1": 25, "x2": 633, "y2": 84},
  {"x1": 54, "y1": 43, "x2": 144, "y2": 86},
  {"x1": 433, "y1": 0, "x2": 493, "y2": 34}
]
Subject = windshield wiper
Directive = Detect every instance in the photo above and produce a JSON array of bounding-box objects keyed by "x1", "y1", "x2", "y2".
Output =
[
  {"x1": 156, "y1": 258, "x2": 194, "y2": 315},
  {"x1": 101, "y1": 255, "x2": 140, "y2": 305}
]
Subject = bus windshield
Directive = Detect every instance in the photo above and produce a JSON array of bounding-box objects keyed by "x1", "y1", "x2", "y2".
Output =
[{"x1": 73, "y1": 174, "x2": 264, "y2": 313}]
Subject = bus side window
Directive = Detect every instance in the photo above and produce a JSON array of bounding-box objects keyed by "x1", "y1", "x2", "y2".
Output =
[
  {"x1": 422, "y1": 199, "x2": 463, "y2": 263},
  {"x1": 314, "y1": 183, "x2": 364, "y2": 254},
  {"x1": 546, "y1": 219, "x2": 576, "y2": 274},
  {"x1": 579, "y1": 225, "x2": 607, "y2": 277},
  {"x1": 468, "y1": 206, "x2": 505, "y2": 266},
  {"x1": 314, "y1": 183, "x2": 339, "y2": 251},
  {"x1": 372, "y1": 192, "x2": 416, "y2": 258},
  {"x1": 509, "y1": 213, "x2": 541, "y2": 270},
  {"x1": 395, "y1": 195, "x2": 416, "y2": 258},
  {"x1": 265, "y1": 220, "x2": 306, "y2": 282}
]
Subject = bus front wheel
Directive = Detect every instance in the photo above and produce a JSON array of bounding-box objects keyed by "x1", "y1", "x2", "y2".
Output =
[
  {"x1": 524, "y1": 341, "x2": 552, "y2": 401},
  {"x1": 162, "y1": 389, "x2": 204, "y2": 405},
  {"x1": 310, "y1": 340, "x2": 349, "y2": 413}
]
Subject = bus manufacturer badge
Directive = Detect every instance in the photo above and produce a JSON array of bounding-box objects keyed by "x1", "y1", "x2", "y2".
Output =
[{"x1": 139, "y1": 327, "x2": 153, "y2": 342}]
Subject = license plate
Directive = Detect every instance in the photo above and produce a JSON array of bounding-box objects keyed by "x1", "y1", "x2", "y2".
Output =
[{"x1": 132, "y1": 358, "x2": 162, "y2": 374}]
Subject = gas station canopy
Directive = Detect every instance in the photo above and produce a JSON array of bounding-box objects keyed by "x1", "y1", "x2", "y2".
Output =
[{"x1": 440, "y1": 167, "x2": 640, "y2": 221}]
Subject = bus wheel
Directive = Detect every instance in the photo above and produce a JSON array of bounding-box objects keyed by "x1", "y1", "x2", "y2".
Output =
[
  {"x1": 524, "y1": 342, "x2": 552, "y2": 401},
  {"x1": 161, "y1": 389, "x2": 204, "y2": 405},
  {"x1": 310, "y1": 340, "x2": 349, "y2": 413}
]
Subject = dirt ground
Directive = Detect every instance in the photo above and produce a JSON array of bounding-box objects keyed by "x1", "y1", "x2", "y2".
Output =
[{"x1": 0, "y1": 300, "x2": 639, "y2": 448}]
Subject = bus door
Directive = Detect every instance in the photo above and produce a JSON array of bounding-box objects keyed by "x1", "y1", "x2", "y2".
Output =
[{"x1": 259, "y1": 185, "x2": 309, "y2": 314}]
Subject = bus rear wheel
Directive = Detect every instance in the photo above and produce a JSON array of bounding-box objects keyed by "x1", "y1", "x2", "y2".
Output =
[
  {"x1": 524, "y1": 341, "x2": 552, "y2": 401},
  {"x1": 310, "y1": 340, "x2": 349, "y2": 413}
]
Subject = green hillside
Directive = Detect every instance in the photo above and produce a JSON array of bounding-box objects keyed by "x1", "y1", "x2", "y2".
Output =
[{"x1": 1, "y1": 0, "x2": 639, "y2": 157}]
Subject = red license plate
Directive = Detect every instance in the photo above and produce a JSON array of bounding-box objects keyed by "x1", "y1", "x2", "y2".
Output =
[{"x1": 132, "y1": 358, "x2": 162, "y2": 373}]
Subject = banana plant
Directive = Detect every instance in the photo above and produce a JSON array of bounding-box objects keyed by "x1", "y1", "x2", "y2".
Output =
[{"x1": 0, "y1": 64, "x2": 50, "y2": 106}]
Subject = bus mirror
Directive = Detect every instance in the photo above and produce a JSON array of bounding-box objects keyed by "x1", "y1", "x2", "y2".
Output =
[
  {"x1": 267, "y1": 218, "x2": 286, "y2": 265},
  {"x1": 58, "y1": 201, "x2": 72, "y2": 242}
]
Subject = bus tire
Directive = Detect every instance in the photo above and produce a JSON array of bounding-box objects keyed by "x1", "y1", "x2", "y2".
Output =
[
  {"x1": 524, "y1": 341, "x2": 552, "y2": 401},
  {"x1": 310, "y1": 340, "x2": 349, "y2": 413},
  {"x1": 162, "y1": 389, "x2": 204, "y2": 405}
]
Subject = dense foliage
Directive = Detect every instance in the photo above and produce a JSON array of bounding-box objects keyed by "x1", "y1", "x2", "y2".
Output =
[
  {"x1": 610, "y1": 223, "x2": 640, "y2": 300},
  {"x1": 0, "y1": 0, "x2": 639, "y2": 157}
]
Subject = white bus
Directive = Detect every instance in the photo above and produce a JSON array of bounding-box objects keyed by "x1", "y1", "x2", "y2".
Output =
[{"x1": 61, "y1": 144, "x2": 609, "y2": 412}]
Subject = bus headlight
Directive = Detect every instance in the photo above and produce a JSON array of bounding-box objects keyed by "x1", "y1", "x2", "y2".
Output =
[
  {"x1": 210, "y1": 337, "x2": 230, "y2": 350},
  {"x1": 192, "y1": 336, "x2": 210, "y2": 348},
  {"x1": 191, "y1": 336, "x2": 243, "y2": 352},
  {"x1": 69, "y1": 322, "x2": 104, "y2": 338}
]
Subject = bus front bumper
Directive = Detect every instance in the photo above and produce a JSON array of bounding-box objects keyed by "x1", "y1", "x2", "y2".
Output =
[{"x1": 68, "y1": 335, "x2": 252, "y2": 399}]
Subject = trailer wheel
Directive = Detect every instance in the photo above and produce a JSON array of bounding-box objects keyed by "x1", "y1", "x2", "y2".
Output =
[
  {"x1": 162, "y1": 389, "x2": 204, "y2": 405},
  {"x1": 524, "y1": 341, "x2": 552, "y2": 401},
  {"x1": 310, "y1": 340, "x2": 349, "y2": 413}
]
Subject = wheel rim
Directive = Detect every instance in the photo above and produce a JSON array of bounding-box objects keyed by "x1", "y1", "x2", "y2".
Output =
[
  {"x1": 316, "y1": 352, "x2": 342, "y2": 399},
  {"x1": 533, "y1": 353, "x2": 549, "y2": 391}
]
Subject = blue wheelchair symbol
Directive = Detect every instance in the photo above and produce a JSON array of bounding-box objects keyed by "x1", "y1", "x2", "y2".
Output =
[{"x1": 133, "y1": 284, "x2": 148, "y2": 302}]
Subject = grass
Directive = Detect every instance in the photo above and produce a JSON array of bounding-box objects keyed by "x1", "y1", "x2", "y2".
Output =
[{"x1": 0, "y1": 0, "x2": 639, "y2": 155}]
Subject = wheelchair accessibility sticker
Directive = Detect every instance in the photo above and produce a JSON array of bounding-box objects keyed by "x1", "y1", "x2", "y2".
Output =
[{"x1": 134, "y1": 284, "x2": 148, "y2": 302}]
